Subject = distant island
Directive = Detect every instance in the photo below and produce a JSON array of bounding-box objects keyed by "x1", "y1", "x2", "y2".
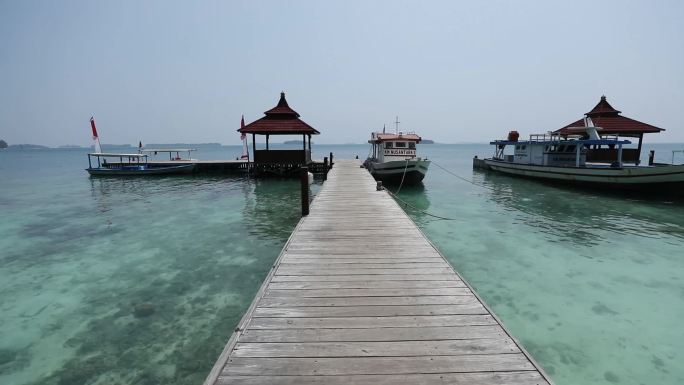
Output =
[
  {"x1": 0, "y1": 139, "x2": 7, "y2": 149},
  {"x1": 8, "y1": 144, "x2": 49, "y2": 150},
  {"x1": 421, "y1": 139, "x2": 435, "y2": 144},
  {"x1": 282, "y1": 140, "x2": 313, "y2": 145},
  {"x1": 144, "y1": 143, "x2": 222, "y2": 148},
  {"x1": 58, "y1": 145, "x2": 87, "y2": 149},
  {"x1": 99, "y1": 144, "x2": 135, "y2": 150}
]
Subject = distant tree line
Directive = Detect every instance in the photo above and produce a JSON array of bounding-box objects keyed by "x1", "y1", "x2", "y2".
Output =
[{"x1": 0, "y1": 139, "x2": 7, "y2": 148}]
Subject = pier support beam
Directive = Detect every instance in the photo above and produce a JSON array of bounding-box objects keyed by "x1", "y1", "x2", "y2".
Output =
[{"x1": 300, "y1": 166, "x2": 309, "y2": 216}]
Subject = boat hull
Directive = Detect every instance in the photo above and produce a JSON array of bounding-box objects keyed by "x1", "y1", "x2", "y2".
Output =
[
  {"x1": 367, "y1": 159, "x2": 430, "y2": 185},
  {"x1": 483, "y1": 159, "x2": 684, "y2": 188},
  {"x1": 86, "y1": 164, "x2": 196, "y2": 176}
]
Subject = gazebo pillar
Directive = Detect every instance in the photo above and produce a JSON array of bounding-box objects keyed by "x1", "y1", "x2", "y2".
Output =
[
  {"x1": 636, "y1": 133, "x2": 643, "y2": 164},
  {"x1": 266, "y1": 134, "x2": 270, "y2": 150}
]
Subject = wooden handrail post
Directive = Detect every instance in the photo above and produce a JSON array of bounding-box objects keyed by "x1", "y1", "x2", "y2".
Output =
[
  {"x1": 300, "y1": 166, "x2": 309, "y2": 216},
  {"x1": 329, "y1": 152, "x2": 334, "y2": 168}
]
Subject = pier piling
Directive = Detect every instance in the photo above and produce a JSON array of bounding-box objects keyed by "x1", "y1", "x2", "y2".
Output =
[{"x1": 300, "y1": 166, "x2": 309, "y2": 216}]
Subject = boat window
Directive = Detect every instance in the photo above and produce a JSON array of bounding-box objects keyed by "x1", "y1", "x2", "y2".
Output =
[
  {"x1": 521, "y1": 145, "x2": 526, "y2": 150},
  {"x1": 566, "y1": 145, "x2": 576, "y2": 153},
  {"x1": 395, "y1": 142, "x2": 407, "y2": 148},
  {"x1": 384, "y1": 142, "x2": 393, "y2": 149},
  {"x1": 408, "y1": 142, "x2": 416, "y2": 149},
  {"x1": 557, "y1": 145, "x2": 566, "y2": 152},
  {"x1": 545, "y1": 146, "x2": 550, "y2": 151},
  {"x1": 515, "y1": 145, "x2": 520, "y2": 150}
]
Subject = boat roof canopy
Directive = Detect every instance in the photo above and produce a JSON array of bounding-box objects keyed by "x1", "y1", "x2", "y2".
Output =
[
  {"x1": 141, "y1": 148, "x2": 196, "y2": 152},
  {"x1": 88, "y1": 152, "x2": 149, "y2": 157},
  {"x1": 369, "y1": 132, "x2": 422, "y2": 144},
  {"x1": 490, "y1": 139, "x2": 632, "y2": 146}
]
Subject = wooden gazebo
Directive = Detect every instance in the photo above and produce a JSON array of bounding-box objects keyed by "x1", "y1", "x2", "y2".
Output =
[
  {"x1": 239, "y1": 92, "x2": 320, "y2": 175},
  {"x1": 555, "y1": 96, "x2": 664, "y2": 164}
]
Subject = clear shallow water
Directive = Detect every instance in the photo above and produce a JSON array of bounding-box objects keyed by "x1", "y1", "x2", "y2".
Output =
[
  {"x1": 0, "y1": 147, "x2": 313, "y2": 385},
  {"x1": 397, "y1": 143, "x2": 684, "y2": 385},
  {"x1": 1, "y1": 143, "x2": 683, "y2": 385}
]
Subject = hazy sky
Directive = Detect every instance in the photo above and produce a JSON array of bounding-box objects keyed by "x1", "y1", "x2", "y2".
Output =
[{"x1": 1, "y1": 0, "x2": 683, "y2": 146}]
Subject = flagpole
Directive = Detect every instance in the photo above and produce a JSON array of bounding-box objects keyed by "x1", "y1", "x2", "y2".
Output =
[
  {"x1": 90, "y1": 117, "x2": 102, "y2": 153},
  {"x1": 240, "y1": 114, "x2": 250, "y2": 174}
]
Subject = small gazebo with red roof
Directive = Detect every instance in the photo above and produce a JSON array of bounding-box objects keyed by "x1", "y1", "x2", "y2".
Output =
[
  {"x1": 239, "y1": 92, "x2": 320, "y2": 174},
  {"x1": 555, "y1": 96, "x2": 664, "y2": 164}
]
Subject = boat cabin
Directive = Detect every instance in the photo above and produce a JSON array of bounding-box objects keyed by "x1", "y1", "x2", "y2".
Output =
[
  {"x1": 492, "y1": 131, "x2": 631, "y2": 168},
  {"x1": 368, "y1": 132, "x2": 422, "y2": 163}
]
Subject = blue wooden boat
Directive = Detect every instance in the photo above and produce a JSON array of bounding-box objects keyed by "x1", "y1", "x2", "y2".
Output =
[{"x1": 86, "y1": 153, "x2": 196, "y2": 176}]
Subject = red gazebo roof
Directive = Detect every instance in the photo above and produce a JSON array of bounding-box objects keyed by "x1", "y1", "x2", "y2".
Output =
[
  {"x1": 238, "y1": 92, "x2": 320, "y2": 135},
  {"x1": 555, "y1": 96, "x2": 664, "y2": 136}
]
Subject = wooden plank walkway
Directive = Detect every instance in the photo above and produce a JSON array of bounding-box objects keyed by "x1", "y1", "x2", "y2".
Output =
[{"x1": 204, "y1": 159, "x2": 553, "y2": 385}]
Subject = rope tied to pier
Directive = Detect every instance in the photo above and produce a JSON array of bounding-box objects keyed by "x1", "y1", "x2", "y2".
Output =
[
  {"x1": 431, "y1": 161, "x2": 497, "y2": 191},
  {"x1": 394, "y1": 159, "x2": 410, "y2": 195},
  {"x1": 385, "y1": 189, "x2": 456, "y2": 220}
]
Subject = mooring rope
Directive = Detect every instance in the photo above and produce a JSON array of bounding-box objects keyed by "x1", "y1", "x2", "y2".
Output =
[
  {"x1": 394, "y1": 159, "x2": 410, "y2": 195},
  {"x1": 386, "y1": 188, "x2": 456, "y2": 221},
  {"x1": 384, "y1": 159, "x2": 501, "y2": 221},
  {"x1": 431, "y1": 161, "x2": 497, "y2": 191}
]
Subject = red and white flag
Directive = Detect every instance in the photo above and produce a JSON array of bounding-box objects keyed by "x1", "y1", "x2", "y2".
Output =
[
  {"x1": 240, "y1": 115, "x2": 246, "y2": 140},
  {"x1": 240, "y1": 115, "x2": 249, "y2": 160},
  {"x1": 90, "y1": 117, "x2": 103, "y2": 153}
]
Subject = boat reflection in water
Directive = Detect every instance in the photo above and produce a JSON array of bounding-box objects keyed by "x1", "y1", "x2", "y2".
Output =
[{"x1": 478, "y1": 170, "x2": 684, "y2": 245}]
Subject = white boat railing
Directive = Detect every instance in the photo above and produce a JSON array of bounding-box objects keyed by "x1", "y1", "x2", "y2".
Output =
[
  {"x1": 529, "y1": 133, "x2": 562, "y2": 142},
  {"x1": 528, "y1": 132, "x2": 623, "y2": 143}
]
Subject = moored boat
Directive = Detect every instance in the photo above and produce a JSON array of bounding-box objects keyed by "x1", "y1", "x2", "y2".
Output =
[
  {"x1": 86, "y1": 153, "x2": 196, "y2": 176},
  {"x1": 364, "y1": 125, "x2": 430, "y2": 185},
  {"x1": 483, "y1": 127, "x2": 684, "y2": 189},
  {"x1": 480, "y1": 96, "x2": 684, "y2": 191}
]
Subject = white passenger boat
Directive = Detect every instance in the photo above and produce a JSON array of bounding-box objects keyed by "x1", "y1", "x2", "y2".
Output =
[
  {"x1": 86, "y1": 153, "x2": 196, "y2": 176},
  {"x1": 483, "y1": 123, "x2": 684, "y2": 189},
  {"x1": 364, "y1": 129, "x2": 430, "y2": 185}
]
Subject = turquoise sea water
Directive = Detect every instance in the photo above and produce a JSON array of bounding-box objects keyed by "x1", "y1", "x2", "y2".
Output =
[{"x1": 1, "y1": 143, "x2": 683, "y2": 385}]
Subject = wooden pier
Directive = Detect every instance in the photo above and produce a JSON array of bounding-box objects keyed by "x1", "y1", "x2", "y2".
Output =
[{"x1": 204, "y1": 159, "x2": 553, "y2": 385}]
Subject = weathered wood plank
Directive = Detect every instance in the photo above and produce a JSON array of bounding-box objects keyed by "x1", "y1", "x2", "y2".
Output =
[
  {"x1": 265, "y1": 288, "x2": 471, "y2": 298},
  {"x1": 275, "y1": 267, "x2": 454, "y2": 276},
  {"x1": 247, "y1": 314, "x2": 497, "y2": 329},
  {"x1": 279, "y1": 262, "x2": 448, "y2": 269},
  {"x1": 239, "y1": 326, "x2": 509, "y2": 343},
  {"x1": 282, "y1": 254, "x2": 442, "y2": 259},
  {"x1": 232, "y1": 338, "x2": 518, "y2": 357},
  {"x1": 217, "y1": 371, "x2": 547, "y2": 385},
  {"x1": 268, "y1": 280, "x2": 465, "y2": 290},
  {"x1": 222, "y1": 354, "x2": 535, "y2": 376},
  {"x1": 258, "y1": 295, "x2": 476, "y2": 307},
  {"x1": 253, "y1": 304, "x2": 488, "y2": 318},
  {"x1": 281, "y1": 257, "x2": 440, "y2": 264},
  {"x1": 271, "y1": 274, "x2": 458, "y2": 282}
]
